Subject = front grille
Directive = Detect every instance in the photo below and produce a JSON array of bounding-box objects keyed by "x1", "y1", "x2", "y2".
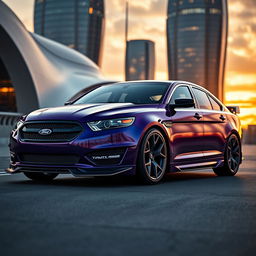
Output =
[
  {"x1": 19, "y1": 121, "x2": 83, "y2": 142},
  {"x1": 19, "y1": 154, "x2": 79, "y2": 165}
]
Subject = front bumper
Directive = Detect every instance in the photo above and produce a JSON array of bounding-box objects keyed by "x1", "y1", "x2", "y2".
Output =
[{"x1": 8, "y1": 124, "x2": 140, "y2": 177}]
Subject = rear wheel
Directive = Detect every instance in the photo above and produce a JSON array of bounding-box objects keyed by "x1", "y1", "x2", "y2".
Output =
[
  {"x1": 24, "y1": 172, "x2": 58, "y2": 182},
  {"x1": 213, "y1": 134, "x2": 241, "y2": 176},
  {"x1": 137, "y1": 129, "x2": 168, "y2": 184}
]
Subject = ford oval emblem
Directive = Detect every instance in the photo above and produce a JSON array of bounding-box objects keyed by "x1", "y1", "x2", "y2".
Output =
[{"x1": 38, "y1": 128, "x2": 52, "y2": 135}]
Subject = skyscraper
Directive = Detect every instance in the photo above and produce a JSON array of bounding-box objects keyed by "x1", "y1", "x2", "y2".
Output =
[
  {"x1": 125, "y1": 40, "x2": 155, "y2": 81},
  {"x1": 167, "y1": 0, "x2": 228, "y2": 100},
  {"x1": 34, "y1": 0, "x2": 105, "y2": 66}
]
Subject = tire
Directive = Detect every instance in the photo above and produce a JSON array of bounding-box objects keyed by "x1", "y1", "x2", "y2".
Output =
[
  {"x1": 137, "y1": 128, "x2": 168, "y2": 184},
  {"x1": 24, "y1": 172, "x2": 58, "y2": 182},
  {"x1": 213, "y1": 134, "x2": 241, "y2": 176}
]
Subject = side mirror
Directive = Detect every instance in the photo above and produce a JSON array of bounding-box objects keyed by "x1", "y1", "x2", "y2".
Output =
[
  {"x1": 169, "y1": 98, "x2": 195, "y2": 109},
  {"x1": 227, "y1": 106, "x2": 240, "y2": 115}
]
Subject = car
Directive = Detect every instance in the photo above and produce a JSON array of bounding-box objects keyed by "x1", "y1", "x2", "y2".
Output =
[{"x1": 6, "y1": 81, "x2": 242, "y2": 184}]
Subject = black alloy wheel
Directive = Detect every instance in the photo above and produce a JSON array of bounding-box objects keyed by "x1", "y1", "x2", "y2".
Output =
[
  {"x1": 137, "y1": 129, "x2": 168, "y2": 184},
  {"x1": 213, "y1": 134, "x2": 241, "y2": 176}
]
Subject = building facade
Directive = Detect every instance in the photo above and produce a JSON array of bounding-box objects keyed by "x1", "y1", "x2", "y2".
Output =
[
  {"x1": 34, "y1": 0, "x2": 105, "y2": 66},
  {"x1": 167, "y1": 0, "x2": 228, "y2": 100},
  {"x1": 125, "y1": 40, "x2": 155, "y2": 81}
]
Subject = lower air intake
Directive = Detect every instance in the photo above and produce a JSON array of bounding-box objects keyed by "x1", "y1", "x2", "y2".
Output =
[{"x1": 19, "y1": 154, "x2": 80, "y2": 165}]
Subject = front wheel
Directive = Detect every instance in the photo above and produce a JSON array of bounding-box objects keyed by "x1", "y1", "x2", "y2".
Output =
[
  {"x1": 213, "y1": 134, "x2": 241, "y2": 176},
  {"x1": 137, "y1": 129, "x2": 168, "y2": 184},
  {"x1": 24, "y1": 172, "x2": 58, "y2": 182}
]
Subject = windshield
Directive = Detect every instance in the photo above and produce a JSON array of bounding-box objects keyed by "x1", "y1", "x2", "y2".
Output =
[{"x1": 74, "y1": 82, "x2": 169, "y2": 105}]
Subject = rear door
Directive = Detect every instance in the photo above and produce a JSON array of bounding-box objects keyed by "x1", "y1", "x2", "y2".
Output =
[
  {"x1": 191, "y1": 87, "x2": 227, "y2": 160},
  {"x1": 166, "y1": 85, "x2": 205, "y2": 167}
]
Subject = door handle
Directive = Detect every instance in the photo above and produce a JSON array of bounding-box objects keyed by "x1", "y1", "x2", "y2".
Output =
[
  {"x1": 194, "y1": 113, "x2": 203, "y2": 120},
  {"x1": 219, "y1": 115, "x2": 226, "y2": 121}
]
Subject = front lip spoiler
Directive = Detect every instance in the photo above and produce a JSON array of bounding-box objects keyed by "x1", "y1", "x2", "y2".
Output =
[
  {"x1": 71, "y1": 167, "x2": 133, "y2": 177},
  {"x1": 5, "y1": 166, "x2": 133, "y2": 177}
]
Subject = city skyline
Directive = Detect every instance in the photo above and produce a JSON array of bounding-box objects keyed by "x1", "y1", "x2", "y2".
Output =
[{"x1": 2, "y1": 0, "x2": 256, "y2": 127}]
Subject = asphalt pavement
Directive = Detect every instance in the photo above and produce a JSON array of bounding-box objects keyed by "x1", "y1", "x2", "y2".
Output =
[{"x1": 0, "y1": 145, "x2": 255, "y2": 256}]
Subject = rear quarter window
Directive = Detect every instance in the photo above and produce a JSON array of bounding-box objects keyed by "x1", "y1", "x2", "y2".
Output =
[
  {"x1": 208, "y1": 95, "x2": 222, "y2": 111},
  {"x1": 192, "y1": 88, "x2": 212, "y2": 110}
]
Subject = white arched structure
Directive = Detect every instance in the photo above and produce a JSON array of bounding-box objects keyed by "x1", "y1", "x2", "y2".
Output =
[{"x1": 0, "y1": 1, "x2": 108, "y2": 114}]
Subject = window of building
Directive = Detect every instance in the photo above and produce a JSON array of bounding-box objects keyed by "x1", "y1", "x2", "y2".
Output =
[
  {"x1": 89, "y1": 7, "x2": 94, "y2": 14},
  {"x1": 186, "y1": 52, "x2": 196, "y2": 57},
  {"x1": 184, "y1": 63, "x2": 192, "y2": 68},
  {"x1": 129, "y1": 66, "x2": 136, "y2": 75},
  {"x1": 180, "y1": 8, "x2": 205, "y2": 15},
  {"x1": 192, "y1": 88, "x2": 212, "y2": 110},
  {"x1": 209, "y1": 8, "x2": 221, "y2": 14},
  {"x1": 184, "y1": 48, "x2": 196, "y2": 53},
  {"x1": 168, "y1": 12, "x2": 176, "y2": 18},
  {"x1": 79, "y1": 1, "x2": 88, "y2": 7},
  {"x1": 180, "y1": 26, "x2": 199, "y2": 32},
  {"x1": 178, "y1": 68, "x2": 185, "y2": 73},
  {"x1": 67, "y1": 44, "x2": 75, "y2": 49},
  {"x1": 170, "y1": 86, "x2": 193, "y2": 104}
]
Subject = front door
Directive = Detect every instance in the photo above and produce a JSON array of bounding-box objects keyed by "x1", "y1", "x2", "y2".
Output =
[{"x1": 165, "y1": 85, "x2": 205, "y2": 168}]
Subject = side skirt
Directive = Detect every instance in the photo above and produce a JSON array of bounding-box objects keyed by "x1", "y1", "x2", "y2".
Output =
[{"x1": 169, "y1": 160, "x2": 224, "y2": 172}]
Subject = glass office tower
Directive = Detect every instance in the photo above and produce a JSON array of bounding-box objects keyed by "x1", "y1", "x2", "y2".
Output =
[
  {"x1": 34, "y1": 0, "x2": 105, "y2": 66},
  {"x1": 167, "y1": 0, "x2": 228, "y2": 100},
  {"x1": 125, "y1": 40, "x2": 155, "y2": 81}
]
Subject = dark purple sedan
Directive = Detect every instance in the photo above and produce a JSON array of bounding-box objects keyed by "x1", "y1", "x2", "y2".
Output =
[{"x1": 7, "y1": 81, "x2": 242, "y2": 184}]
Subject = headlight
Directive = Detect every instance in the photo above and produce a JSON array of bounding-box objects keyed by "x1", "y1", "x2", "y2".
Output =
[{"x1": 87, "y1": 117, "x2": 135, "y2": 131}]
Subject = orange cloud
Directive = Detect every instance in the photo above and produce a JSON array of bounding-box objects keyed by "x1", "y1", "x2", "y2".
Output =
[{"x1": 225, "y1": 0, "x2": 256, "y2": 127}]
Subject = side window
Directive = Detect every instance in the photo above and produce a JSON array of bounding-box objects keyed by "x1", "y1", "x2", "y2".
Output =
[
  {"x1": 170, "y1": 86, "x2": 193, "y2": 105},
  {"x1": 192, "y1": 88, "x2": 212, "y2": 110},
  {"x1": 208, "y1": 95, "x2": 222, "y2": 111}
]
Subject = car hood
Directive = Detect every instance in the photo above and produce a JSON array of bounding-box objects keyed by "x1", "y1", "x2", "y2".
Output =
[{"x1": 25, "y1": 103, "x2": 162, "y2": 122}]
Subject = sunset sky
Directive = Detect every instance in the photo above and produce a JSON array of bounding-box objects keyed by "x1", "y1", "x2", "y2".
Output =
[{"x1": 3, "y1": 0, "x2": 256, "y2": 127}]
